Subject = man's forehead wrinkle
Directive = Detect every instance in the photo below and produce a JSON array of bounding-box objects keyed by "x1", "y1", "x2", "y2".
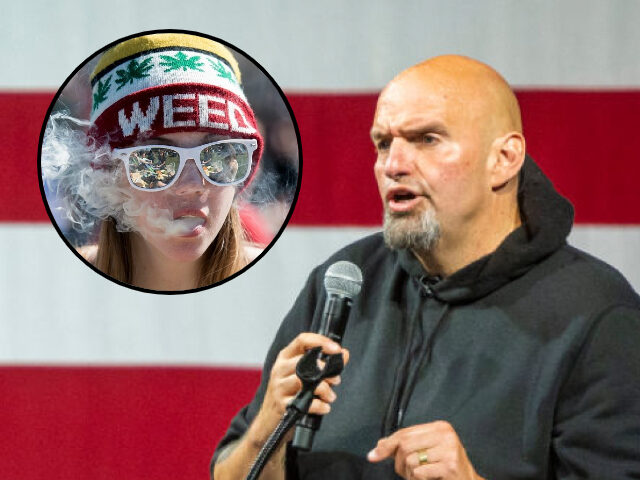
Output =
[
  {"x1": 405, "y1": 55, "x2": 522, "y2": 135},
  {"x1": 390, "y1": 115, "x2": 446, "y2": 136},
  {"x1": 375, "y1": 90, "x2": 453, "y2": 139}
]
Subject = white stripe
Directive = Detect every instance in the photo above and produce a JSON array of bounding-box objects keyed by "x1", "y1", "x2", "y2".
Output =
[
  {"x1": 0, "y1": 224, "x2": 637, "y2": 366},
  {"x1": 567, "y1": 225, "x2": 640, "y2": 288},
  {"x1": 2, "y1": 0, "x2": 640, "y2": 89}
]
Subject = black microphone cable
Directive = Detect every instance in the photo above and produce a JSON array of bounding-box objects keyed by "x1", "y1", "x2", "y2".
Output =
[{"x1": 244, "y1": 406, "x2": 301, "y2": 480}]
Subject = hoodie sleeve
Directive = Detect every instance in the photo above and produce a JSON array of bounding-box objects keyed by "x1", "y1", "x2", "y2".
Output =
[
  {"x1": 551, "y1": 304, "x2": 640, "y2": 479},
  {"x1": 209, "y1": 266, "x2": 324, "y2": 476}
]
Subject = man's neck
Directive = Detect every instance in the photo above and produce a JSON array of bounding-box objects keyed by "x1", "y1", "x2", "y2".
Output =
[{"x1": 414, "y1": 202, "x2": 522, "y2": 277}]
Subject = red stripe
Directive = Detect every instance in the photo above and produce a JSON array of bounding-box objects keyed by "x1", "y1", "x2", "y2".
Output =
[
  {"x1": 3, "y1": 91, "x2": 640, "y2": 225},
  {"x1": 0, "y1": 366, "x2": 260, "y2": 480},
  {"x1": 288, "y1": 93, "x2": 379, "y2": 226},
  {"x1": 288, "y1": 91, "x2": 640, "y2": 225},
  {"x1": 0, "y1": 92, "x2": 52, "y2": 222},
  {"x1": 519, "y1": 90, "x2": 640, "y2": 225}
]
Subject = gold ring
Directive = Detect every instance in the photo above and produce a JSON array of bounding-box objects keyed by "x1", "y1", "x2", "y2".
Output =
[{"x1": 417, "y1": 450, "x2": 429, "y2": 465}]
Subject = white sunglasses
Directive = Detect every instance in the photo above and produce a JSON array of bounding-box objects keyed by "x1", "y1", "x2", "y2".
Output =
[{"x1": 112, "y1": 139, "x2": 258, "y2": 191}]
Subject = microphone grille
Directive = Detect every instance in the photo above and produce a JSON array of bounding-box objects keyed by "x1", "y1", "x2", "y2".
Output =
[{"x1": 324, "y1": 261, "x2": 363, "y2": 297}]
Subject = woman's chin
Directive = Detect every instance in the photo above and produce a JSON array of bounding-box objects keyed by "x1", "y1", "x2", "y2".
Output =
[{"x1": 152, "y1": 235, "x2": 213, "y2": 263}]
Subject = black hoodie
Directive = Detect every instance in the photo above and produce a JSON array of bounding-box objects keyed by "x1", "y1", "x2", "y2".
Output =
[{"x1": 212, "y1": 157, "x2": 640, "y2": 479}]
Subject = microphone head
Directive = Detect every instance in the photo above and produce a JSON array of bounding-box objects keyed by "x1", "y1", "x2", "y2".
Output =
[{"x1": 324, "y1": 261, "x2": 363, "y2": 298}]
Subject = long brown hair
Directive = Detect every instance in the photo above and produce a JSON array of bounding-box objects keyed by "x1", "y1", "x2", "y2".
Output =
[{"x1": 95, "y1": 206, "x2": 248, "y2": 289}]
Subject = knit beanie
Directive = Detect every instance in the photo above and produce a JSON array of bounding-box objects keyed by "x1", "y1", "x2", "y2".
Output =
[{"x1": 88, "y1": 33, "x2": 263, "y2": 184}]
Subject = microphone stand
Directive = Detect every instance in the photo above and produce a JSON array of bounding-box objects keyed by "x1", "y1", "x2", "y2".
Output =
[{"x1": 245, "y1": 347, "x2": 344, "y2": 480}]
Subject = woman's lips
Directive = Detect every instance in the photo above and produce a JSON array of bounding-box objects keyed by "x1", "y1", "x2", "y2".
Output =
[
  {"x1": 172, "y1": 208, "x2": 207, "y2": 221},
  {"x1": 171, "y1": 209, "x2": 207, "y2": 236}
]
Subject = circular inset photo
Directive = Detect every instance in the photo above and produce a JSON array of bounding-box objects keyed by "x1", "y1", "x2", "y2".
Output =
[{"x1": 38, "y1": 30, "x2": 301, "y2": 294}]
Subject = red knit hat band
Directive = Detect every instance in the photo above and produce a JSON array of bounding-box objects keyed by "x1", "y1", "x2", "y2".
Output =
[{"x1": 91, "y1": 84, "x2": 259, "y2": 145}]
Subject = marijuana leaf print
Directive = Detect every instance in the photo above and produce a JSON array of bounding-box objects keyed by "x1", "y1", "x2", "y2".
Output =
[
  {"x1": 159, "y1": 52, "x2": 204, "y2": 72},
  {"x1": 115, "y1": 58, "x2": 154, "y2": 91},
  {"x1": 92, "y1": 75, "x2": 112, "y2": 111},
  {"x1": 208, "y1": 58, "x2": 237, "y2": 84}
]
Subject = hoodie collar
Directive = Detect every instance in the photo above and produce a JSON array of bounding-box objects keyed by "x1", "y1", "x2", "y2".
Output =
[{"x1": 398, "y1": 155, "x2": 574, "y2": 304}]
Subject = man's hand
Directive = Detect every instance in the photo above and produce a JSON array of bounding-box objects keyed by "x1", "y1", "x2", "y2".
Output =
[
  {"x1": 215, "y1": 333, "x2": 350, "y2": 480},
  {"x1": 367, "y1": 421, "x2": 485, "y2": 480},
  {"x1": 248, "y1": 332, "x2": 349, "y2": 447}
]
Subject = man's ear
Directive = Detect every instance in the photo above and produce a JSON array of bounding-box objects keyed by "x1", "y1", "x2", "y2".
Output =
[{"x1": 489, "y1": 132, "x2": 525, "y2": 190}]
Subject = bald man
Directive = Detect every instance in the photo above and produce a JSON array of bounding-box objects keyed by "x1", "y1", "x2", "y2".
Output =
[{"x1": 212, "y1": 56, "x2": 640, "y2": 480}]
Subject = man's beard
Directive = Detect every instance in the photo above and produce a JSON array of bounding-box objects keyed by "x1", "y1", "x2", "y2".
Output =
[{"x1": 383, "y1": 207, "x2": 441, "y2": 252}]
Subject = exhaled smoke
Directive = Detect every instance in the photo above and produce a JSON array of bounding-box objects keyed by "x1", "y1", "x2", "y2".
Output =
[
  {"x1": 240, "y1": 164, "x2": 296, "y2": 207},
  {"x1": 383, "y1": 208, "x2": 441, "y2": 252},
  {"x1": 41, "y1": 112, "x2": 180, "y2": 238},
  {"x1": 238, "y1": 164, "x2": 297, "y2": 237}
]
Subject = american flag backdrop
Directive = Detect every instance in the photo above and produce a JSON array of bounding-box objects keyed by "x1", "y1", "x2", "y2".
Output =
[{"x1": 1, "y1": 1, "x2": 640, "y2": 479}]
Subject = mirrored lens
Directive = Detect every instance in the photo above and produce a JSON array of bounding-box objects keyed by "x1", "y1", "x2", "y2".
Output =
[
  {"x1": 128, "y1": 148, "x2": 180, "y2": 189},
  {"x1": 200, "y1": 142, "x2": 250, "y2": 184}
]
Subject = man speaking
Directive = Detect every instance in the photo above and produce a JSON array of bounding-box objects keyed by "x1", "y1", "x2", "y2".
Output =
[{"x1": 211, "y1": 55, "x2": 640, "y2": 479}]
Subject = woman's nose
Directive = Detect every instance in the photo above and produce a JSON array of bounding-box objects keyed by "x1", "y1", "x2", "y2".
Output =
[{"x1": 173, "y1": 158, "x2": 206, "y2": 194}]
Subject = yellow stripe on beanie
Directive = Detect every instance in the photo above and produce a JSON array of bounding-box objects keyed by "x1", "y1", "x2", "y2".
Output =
[{"x1": 92, "y1": 33, "x2": 242, "y2": 84}]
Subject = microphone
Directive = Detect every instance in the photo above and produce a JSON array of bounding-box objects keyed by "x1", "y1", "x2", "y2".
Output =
[{"x1": 291, "y1": 260, "x2": 363, "y2": 451}]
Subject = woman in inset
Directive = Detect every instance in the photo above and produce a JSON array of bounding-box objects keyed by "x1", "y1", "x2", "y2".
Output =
[{"x1": 43, "y1": 33, "x2": 266, "y2": 291}]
